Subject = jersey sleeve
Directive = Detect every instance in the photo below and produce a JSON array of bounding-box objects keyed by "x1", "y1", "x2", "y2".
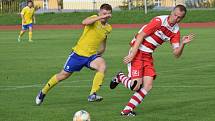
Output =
[
  {"x1": 89, "y1": 15, "x2": 98, "y2": 18},
  {"x1": 170, "y1": 31, "x2": 180, "y2": 49},
  {"x1": 20, "y1": 8, "x2": 26, "y2": 15},
  {"x1": 142, "y1": 17, "x2": 162, "y2": 35},
  {"x1": 85, "y1": 15, "x2": 98, "y2": 27}
]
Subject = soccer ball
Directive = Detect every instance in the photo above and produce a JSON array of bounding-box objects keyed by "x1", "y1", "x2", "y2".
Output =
[{"x1": 73, "y1": 110, "x2": 90, "y2": 121}]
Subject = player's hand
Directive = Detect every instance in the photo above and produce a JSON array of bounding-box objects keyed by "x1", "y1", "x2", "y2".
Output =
[
  {"x1": 123, "y1": 54, "x2": 134, "y2": 64},
  {"x1": 182, "y1": 33, "x2": 195, "y2": 45},
  {"x1": 22, "y1": 19, "x2": 26, "y2": 24}
]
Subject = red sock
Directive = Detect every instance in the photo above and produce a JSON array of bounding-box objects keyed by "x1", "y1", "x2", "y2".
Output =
[{"x1": 122, "y1": 88, "x2": 147, "y2": 112}]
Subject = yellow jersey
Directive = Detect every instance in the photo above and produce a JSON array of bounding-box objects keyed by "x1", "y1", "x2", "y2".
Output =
[
  {"x1": 73, "y1": 15, "x2": 112, "y2": 57},
  {"x1": 21, "y1": 6, "x2": 35, "y2": 25}
]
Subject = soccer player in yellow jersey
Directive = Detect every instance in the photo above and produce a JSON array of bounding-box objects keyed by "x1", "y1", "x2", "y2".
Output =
[
  {"x1": 18, "y1": 0, "x2": 35, "y2": 42},
  {"x1": 36, "y1": 4, "x2": 112, "y2": 105}
]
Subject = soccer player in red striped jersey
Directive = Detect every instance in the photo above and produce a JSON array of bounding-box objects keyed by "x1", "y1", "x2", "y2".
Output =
[{"x1": 110, "y1": 5, "x2": 194, "y2": 116}]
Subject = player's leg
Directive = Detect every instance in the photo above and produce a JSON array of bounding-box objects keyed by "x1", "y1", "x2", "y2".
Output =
[
  {"x1": 18, "y1": 25, "x2": 26, "y2": 42},
  {"x1": 87, "y1": 56, "x2": 106, "y2": 102},
  {"x1": 36, "y1": 70, "x2": 72, "y2": 105},
  {"x1": 41, "y1": 70, "x2": 73, "y2": 94},
  {"x1": 28, "y1": 24, "x2": 33, "y2": 42},
  {"x1": 110, "y1": 51, "x2": 144, "y2": 91},
  {"x1": 121, "y1": 56, "x2": 156, "y2": 116},
  {"x1": 36, "y1": 52, "x2": 85, "y2": 105},
  {"x1": 121, "y1": 76, "x2": 154, "y2": 116},
  {"x1": 110, "y1": 72, "x2": 143, "y2": 91},
  {"x1": 41, "y1": 52, "x2": 78, "y2": 95}
]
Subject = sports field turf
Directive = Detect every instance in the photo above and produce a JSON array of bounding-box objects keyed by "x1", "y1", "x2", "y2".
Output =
[{"x1": 0, "y1": 28, "x2": 215, "y2": 121}]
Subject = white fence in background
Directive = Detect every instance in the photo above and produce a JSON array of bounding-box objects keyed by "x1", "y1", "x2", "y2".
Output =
[
  {"x1": 0, "y1": 0, "x2": 214, "y2": 14},
  {"x1": 63, "y1": 0, "x2": 125, "y2": 10}
]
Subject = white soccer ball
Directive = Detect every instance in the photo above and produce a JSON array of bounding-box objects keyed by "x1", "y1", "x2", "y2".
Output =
[{"x1": 73, "y1": 110, "x2": 90, "y2": 121}]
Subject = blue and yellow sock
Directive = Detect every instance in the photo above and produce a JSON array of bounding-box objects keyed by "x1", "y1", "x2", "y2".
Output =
[
  {"x1": 19, "y1": 31, "x2": 25, "y2": 38},
  {"x1": 42, "y1": 75, "x2": 59, "y2": 94},
  {"x1": 90, "y1": 72, "x2": 104, "y2": 95},
  {"x1": 29, "y1": 32, "x2": 32, "y2": 41}
]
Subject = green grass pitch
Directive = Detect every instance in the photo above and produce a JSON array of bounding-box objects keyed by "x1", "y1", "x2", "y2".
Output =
[
  {"x1": 1, "y1": 10, "x2": 215, "y2": 25},
  {"x1": 0, "y1": 28, "x2": 215, "y2": 121}
]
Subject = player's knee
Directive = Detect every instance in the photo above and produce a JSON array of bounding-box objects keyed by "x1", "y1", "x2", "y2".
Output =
[
  {"x1": 97, "y1": 62, "x2": 106, "y2": 73},
  {"x1": 144, "y1": 83, "x2": 153, "y2": 92},
  {"x1": 62, "y1": 73, "x2": 70, "y2": 79},
  {"x1": 57, "y1": 71, "x2": 71, "y2": 81},
  {"x1": 29, "y1": 28, "x2": 33, "y2": 32}
]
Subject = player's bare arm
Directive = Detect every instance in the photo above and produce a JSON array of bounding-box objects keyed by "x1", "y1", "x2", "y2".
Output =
[
  {"x1": 33, "y1": 15, "x2": 36, "y2": 24},
  {"x1": 173, "y1": 33, "x2": 195, "y2": 58},
  {"x1": 97, "y1": 37, "x2": 107, "y2": 55},
  {"x1": 123, "y1": 31, "x2": 148, "y2": 64},
  {"x1": 82, "y1": 14, "x2": 111, "y2": 25}
]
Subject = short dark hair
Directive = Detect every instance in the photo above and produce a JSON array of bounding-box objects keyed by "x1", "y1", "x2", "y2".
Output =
[
  {"x1": 100, "y1": 4, "x2": 112, "y2": 12},
  {"x1": 27, "y1": 0, "x2": 33, "y2": 4},
  {"x1": 174, "y1": 4, "x2": 187, "y2": 17}
]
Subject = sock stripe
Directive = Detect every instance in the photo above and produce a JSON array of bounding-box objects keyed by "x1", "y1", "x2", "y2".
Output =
[
  {"x1": 122, "y1": 109, "x2": 132, "y2": 114},
  {"x1": 141, "y1": 88, "x2": 148, "y2": 95},
  {"x1": 127, "y1": 102, "x2": 136, "y2": 109},
  {"x1": 119, "y1": 75, "x2": 123, "y2": 80},
  {"x1": 119, "y1": 74, "x2": 127, "y2": 80},
  {"x1": 132, "y1": 95, "x2": 141, "y2": 104},
  {"x1": 121, "y1": 79, "x2": 126, "y2": 82},
  {"x1": 134, "y1": 92, "x2": 143, "y2": 101},
  {"x1": 121, "y1": 76, "x2": 128, "y2": 83},
  {"x1": 130, "y1": 98, "x2": 139, "y2": 106},
  {"x1": 127, "y1": 80, "x2": 131, "y2": 89},
  {"x1": 123, "y1": 87, "x2": 148, "y2": 112},
  {"x1": 121, "y1": 76, "x2": 126, "y2": 81},
  {"x1": 120, "y1": 76, "x2": 132, "y2": 90},
  {"x1": 138, "y1": 89, "x2": 147, "y2": 98},
  {"x1": 122, "y1": 79, "x2": 127, "y2": 87},
  {"x1": 126, "y1": 79, "x2": 130, "y2": 88}
]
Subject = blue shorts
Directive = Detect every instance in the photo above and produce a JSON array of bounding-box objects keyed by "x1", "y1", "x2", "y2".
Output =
[
  {"x1": 63, "y1": 52, "x2": 100, "y2": 73},
  {"x1": 22, "y1": 23, "x2": 33, "y2": 30}
]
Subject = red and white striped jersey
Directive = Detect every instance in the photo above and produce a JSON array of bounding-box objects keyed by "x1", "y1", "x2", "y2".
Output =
[{"x1": 130, "y1": 15, "x2": 180, "y2": 53}]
